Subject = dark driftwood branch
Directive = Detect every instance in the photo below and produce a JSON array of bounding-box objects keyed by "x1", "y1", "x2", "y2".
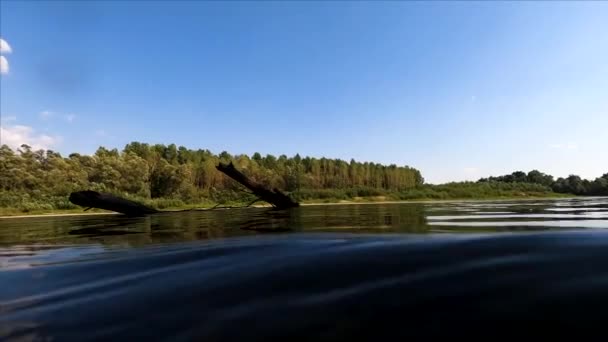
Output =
[
  {"x1": 216, "y1": 162, "x2": 299, "y2": 209},
  {"x1": 69, "y1": 163, "x2": 299, "y2": 216},
  {"x1": 69, "y1": 190, "x2": 159, "y2": 217}
]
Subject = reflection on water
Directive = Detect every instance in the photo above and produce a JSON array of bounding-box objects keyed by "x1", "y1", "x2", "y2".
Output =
[
  {"x1": 0, "y1": 197, "x2": 607, "y2": 267},
  {"x1": 0, "y1": 204, "x2": 428, "y2": 248},
  {"x1": 2, "y1": 197, "x2": 608, "y2": 340}
]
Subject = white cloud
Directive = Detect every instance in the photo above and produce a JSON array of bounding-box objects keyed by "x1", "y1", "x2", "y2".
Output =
[
  {"x1": 40, "y1": 110, "x2": 53, "y2": 120},
  {"x1": 0, "y1": 56, "x2": 8, "y2": 74},
  {"x1": 0, "y1": 38, "x2": 11, "y2": 54},
  {"x1": 0, "y1": 38, "x2": 10, "y2": 74},
  {"x1": 0, "y1": 122, "x2": 61, "y2": 150},
  {"x1": 65, "y1": 114, "x2": 76, "y2": 123},
  {"x1": 549, "y1": 142, "x2": 578, "y2": 150},
  {"x1": 463, "y1": 167, "x2": 479, "y2": 174}
]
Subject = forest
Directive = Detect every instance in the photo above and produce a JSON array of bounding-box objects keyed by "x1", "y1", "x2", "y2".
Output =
[
  {"x1": 0, "y1": 142, "x2": 605, "y2": 214},
  {"x1": 478, "y1": 170, "x2": 608, "y2": 196}
]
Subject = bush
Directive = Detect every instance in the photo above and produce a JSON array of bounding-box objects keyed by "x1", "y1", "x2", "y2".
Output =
[
  {"x1": 291, "y1": 189, "x2": 349, "y2": 201},
  {"x1": 20, "y1": 202, "x2": 54, "y2": 212},
  {"x1": 0, "y1": 179, "x2": 562, "y2": 214},
  {"x1": 147, "y1": 198, "x2": 186, "y2": 209}
]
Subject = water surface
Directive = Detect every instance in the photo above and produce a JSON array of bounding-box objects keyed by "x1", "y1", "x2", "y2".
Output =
[
  {"x1": 2, "y1": 198, "x2": 608, "y2": 340},
  {"x1": 1, "y1": 197, "x2": 608, "y2": 267}
]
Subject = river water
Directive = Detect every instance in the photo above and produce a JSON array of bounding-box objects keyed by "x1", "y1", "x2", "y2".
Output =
[{"x1": 2, "y1": 197, "x2": 608, "y2": 340}]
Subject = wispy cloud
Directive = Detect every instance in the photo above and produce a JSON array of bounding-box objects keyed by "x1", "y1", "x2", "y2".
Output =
[
  {"x1": 0, "y1": 122, "x2": 61, "y2": 151},
  {"x1": 40, "y1": 110, "x2": 54, "y2": 120},
  {"x1": 0, "y1": 56, "x2": 8, "y2": 74},
  {"x1": 0, "y1": 38, "x2": 11, "y2": 74},
  {"x1": 38, "y1": 111, "x2": 77, "y2": 123},
  {"x1": 0, "y1": 38, "x2": 11, "y2": 54}
]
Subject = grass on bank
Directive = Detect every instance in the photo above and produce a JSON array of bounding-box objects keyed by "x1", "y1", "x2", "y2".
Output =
[{"x1": 0, "y1": 182, "x2": 572, "y2": 217}]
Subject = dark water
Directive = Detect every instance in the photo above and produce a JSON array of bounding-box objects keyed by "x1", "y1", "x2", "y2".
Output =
[{"x1": 2, "y1": 198, "x2": 608, "y2": 340}]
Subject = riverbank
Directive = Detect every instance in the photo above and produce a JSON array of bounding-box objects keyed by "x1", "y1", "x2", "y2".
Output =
[
  {"x1": 0, "y1": 193, "x2": 574, "y2": 218},
  {"x1": 300, "y1": 194, "x2": 574, "y2": 206}
]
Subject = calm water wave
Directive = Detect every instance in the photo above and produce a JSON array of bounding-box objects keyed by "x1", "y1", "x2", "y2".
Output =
[{"x1": 1, "y1": 197, "x2": 608, "y2": 340}]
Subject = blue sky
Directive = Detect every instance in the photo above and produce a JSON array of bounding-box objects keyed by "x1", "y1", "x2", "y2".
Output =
[{"x1": 1, "y1": 1, "x2": 606, "y2": 183}]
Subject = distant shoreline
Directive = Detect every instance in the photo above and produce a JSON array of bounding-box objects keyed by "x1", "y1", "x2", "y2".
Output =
[
  {"x1": 0, "y1": 195, "x2": 578, "y2": 219},
  {"x1": 301, "y1": 196, "x2": 578, "y2": 206}
]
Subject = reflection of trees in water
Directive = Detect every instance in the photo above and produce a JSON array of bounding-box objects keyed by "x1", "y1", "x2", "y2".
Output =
[
  {"x1": 237, "y1": 209, "x2": 299, "y2": 232},
  {"x1": 1, "y1": 215, "x2": 152, "y2": 247},
  {"x1": 295, "y1": 204, "x2": 428, "y2": 233},
  {"x1": 0, "y1": 204, "x2": 429, "y2": 247},
  {"x1": 2, "y1": 200, "x2": 608, "y2": 250}
]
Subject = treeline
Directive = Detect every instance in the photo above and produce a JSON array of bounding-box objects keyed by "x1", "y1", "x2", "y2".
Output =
[
  {"x1": 0, "y1": 142, "x2": 423, "y2": 210},
  {"x1": 478, "y1": 170, "x2": 608, "y2": 196},
  {"x1": 1, "y1": 142, "x2": 604, "y2": 214}
]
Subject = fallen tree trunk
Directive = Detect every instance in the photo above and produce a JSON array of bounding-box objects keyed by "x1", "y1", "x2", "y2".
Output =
[
  {"x1": 68, "y1": 163, "x2": 299, "y2": 215},
  {"x1": 69, "y1": 190, "x2": 160, "y2": 217},
  {"x1": 216, "y1": 162, "x2": 300, "y2": 209}
]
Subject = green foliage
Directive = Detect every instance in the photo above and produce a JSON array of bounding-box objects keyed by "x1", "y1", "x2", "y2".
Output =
[
  {"x1": 144, "y1": 198, "x2": 186, "y2": 210},
  {"x1": 292, "y1": 181, "x2": 560, "y2": 202},
  {"x1": 1, "y1": 142, "x2": 604, "y2": 214},
  {"x1": 479, "y1": 170, "x2": 608, "y2": 196},
  {"x1": 0, "y1": 191, "x2": 78, "y2": 212},
  {"x1": 0, "y1": 142, "x2": 423, "y2": 211}
]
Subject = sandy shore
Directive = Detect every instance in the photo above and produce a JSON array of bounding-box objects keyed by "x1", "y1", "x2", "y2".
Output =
[{"x1": 300, "y1": 196, "x2": 574, "y2": 206}]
